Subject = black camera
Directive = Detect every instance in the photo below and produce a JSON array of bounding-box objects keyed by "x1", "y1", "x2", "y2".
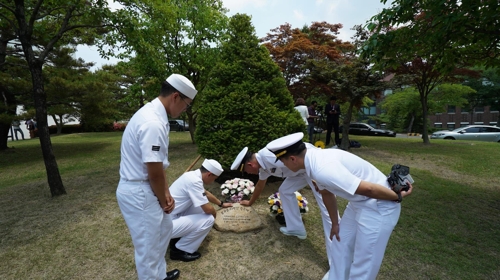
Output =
[{"x1": 387, "y1": 164, "x2": 413, "y2": 193}]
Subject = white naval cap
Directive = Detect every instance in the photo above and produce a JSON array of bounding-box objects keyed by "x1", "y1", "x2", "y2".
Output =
[
  {"x1": 266, "y1": 132, "x2": 305, "y2": 161},
  {"x1": 230, "y1": 147, "x2": 252, "y2": 171},
  {"x1": 202, "y1": 159, "x2": 223, "y2": 176},
  {"x1": 166, "y1": 74, "x2": 197, "y2": 100}
]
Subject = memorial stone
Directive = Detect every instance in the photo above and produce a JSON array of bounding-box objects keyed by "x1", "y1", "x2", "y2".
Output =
[{"x1": 214, "y1": 203, "x2": 264, "y2": 233}]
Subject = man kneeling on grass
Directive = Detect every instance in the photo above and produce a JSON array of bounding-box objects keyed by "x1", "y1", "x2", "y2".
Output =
[{"x1": 168, "y1": 159, "x2": 232, "y2": 262}]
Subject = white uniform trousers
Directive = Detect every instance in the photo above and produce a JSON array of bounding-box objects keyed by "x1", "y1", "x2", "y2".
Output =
[
  {"x1": 279, "y1": 174, "x2": 335, "y2": 264},
  {"x1": 117, "y1": 180, "x2": 172, "y2": 280},
  {"x1": 171, "y1": 207, "x2": 215, "y2": 253},
  {"x1": 328, "y1": 200, "x2": 401, "y2": 280}
]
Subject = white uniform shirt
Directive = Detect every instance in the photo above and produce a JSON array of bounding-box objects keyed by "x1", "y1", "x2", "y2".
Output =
[
  {"x1": 170, "y1": 169, "x2": 209, "y2": 218},
  {"x1": 119, "y1": 98, "x2": 170, "y2": 180},
  {"x1": 294, "y1": 105, "x2": 309, "y2": 125},
  {"x1": 256, "y1": 143, "x2": 317, "y2": 180},
  {"x1": 304, "y1": 148, "x2": 392, "y2": 207}
]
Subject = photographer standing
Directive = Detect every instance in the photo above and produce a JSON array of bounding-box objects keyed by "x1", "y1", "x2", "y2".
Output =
[{"x1": 324, "y1": 97, "x2": 340, "y2": 147}]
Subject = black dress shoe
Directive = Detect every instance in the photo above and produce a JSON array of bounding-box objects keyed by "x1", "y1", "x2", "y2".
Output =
[
  {"x1": 170, "y1": 246, "x2": 201, "y2": 262},
  {"x1": 164, "y1": 269, "x2": 180, "y2": 280},
  {"x1": 169, "y1": 238, "x2": 180, "y2": 248}
]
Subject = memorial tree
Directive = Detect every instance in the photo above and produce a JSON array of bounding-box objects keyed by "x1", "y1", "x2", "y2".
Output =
[{"x1": 196, "y1": 14, "x2": 304, "y2": 168}]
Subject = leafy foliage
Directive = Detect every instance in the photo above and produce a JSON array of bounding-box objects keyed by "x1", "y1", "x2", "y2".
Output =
[
  {"x1": 380, "y1": 84, "x2": 474, "y2": 133},
  {"x1": 365, "y1": 0, "x2": 500, "y2": 71},
  {"x1": 104, "y1": 0, "x2": 229, "y2": 141},
  {"x1": 195, "y1": 14, "x2": 304, "y2": 168},
  {"x1": 261, "y1": 21, "x2": 353, "y2": 100}
]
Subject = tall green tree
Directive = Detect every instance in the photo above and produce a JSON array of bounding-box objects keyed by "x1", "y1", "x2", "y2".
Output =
[
  {"x1": 0, "y1": 8, "x2": 26, "y2": 150},
  {"x1": 366, "y1": 0, "x2": 500, "y2": 71},
  {"x1": 103, "y1": 0, "x2": 229, "y2": 142},
  {"x1": 43, "y1": 47, "x2": 93, "y2": 134},
  {"x1": 195, "y1": 14, "x2": 304, "y2": 168},
  {"x1": 6, "y1": 0, "x2": 111, "y2": 196}
]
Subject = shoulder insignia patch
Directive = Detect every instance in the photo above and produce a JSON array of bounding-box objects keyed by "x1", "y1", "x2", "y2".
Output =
[
  {"x1": 152, "y1": 145, "x2": 160, "y2": 151},
  {"x1": 202, "y1": 192, "x2": 207, "y2": 196}
]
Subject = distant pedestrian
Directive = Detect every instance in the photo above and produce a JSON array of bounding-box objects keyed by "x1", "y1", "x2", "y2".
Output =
[
  {"x1": 294, "y1": 98, "x2": 309, "y2": 127},
  {"x1": 307, "y1": 101, "x2": 319, "y2": 143},
  {"x1": 324, "y1": 97, "x2": 341, "y2": 147},
  {"x1": 11, "y1": 120, "x2": 25, "y2": 140},
  {"x1": 25, "y1": 118, "x2": 35, "y2": 138}
]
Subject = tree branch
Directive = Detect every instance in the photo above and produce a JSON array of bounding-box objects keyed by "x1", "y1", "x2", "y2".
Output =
[
  {"x1": 39, "y1": 4, "x2": 77, "y2": 60},
  {"x1": 27, "y1": 0, "x2": 44, "y2": 39}
]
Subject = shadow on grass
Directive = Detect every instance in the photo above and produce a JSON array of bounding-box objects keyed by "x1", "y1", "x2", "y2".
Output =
[{"x1": 0, "y1": 142, "x2": 114, "y2": 170}]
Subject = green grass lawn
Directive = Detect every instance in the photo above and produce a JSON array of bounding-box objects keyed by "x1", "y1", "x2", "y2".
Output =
[{"x1": 0, "y1": 133, "x2": 499, "y2": 279}]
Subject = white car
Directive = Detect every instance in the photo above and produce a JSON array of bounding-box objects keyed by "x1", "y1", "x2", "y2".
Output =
[{"x1": 431, "y1": 125, "x2": 500, "y2": 142}]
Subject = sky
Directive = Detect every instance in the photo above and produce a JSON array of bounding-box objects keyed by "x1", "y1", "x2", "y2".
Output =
[{"x1": 76, "y1": 0, "x2": 392, "y2": 70}]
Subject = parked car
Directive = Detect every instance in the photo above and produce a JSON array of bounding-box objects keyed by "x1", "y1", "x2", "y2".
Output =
[
  {"x1": 430, "y1": 125, "x2": 500, "y2": 142},
  {"x1": 169, "y1": 120, "x2": 189, "y2": 131},
  {"x1": 341, "y1": 123, "x2": 396, "y2": 137}
]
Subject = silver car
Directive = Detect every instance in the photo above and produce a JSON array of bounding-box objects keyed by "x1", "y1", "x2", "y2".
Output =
[{"x1": 431, "y1": 125, "x2": 500, "y2": 142}]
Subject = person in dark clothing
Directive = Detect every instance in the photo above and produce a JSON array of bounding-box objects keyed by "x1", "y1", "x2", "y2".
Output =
[
  {"x1": 324, "y1": 97, "x2": 341, "y2": 147},
  {"x1": 307, "y1": 101, "x2": 318, "y2": 143}
]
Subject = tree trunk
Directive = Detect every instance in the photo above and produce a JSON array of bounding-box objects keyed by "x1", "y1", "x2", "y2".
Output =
[
  {"x1": 0, "y1": 41, "x2": 17, "y2": 151},
  {"x1": 420, "y1": 92, "x2": 430, "y2": 144},
  {"x1": 15, "y1": 0, "x2": 66, "y2": 196},
  {"x1": 187, "y1": 109, "x2": 196, "y2": 144},
  {"x1": 339, "y1": 103, "x2": 354, "y2": 151},
  {"x1": 407, "y1": 114, "x2": 415, "y2": 133},
  {"x1": 51, "y1": 114, "x2": 63, "y2": 134},
  {"x1": 32, "y1": 62, "x2": 66, "y2": 196}
]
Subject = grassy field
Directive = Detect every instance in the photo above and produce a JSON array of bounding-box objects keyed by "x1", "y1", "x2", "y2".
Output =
[{"x1": 0, "y1": 133, "x2": 499, "y2": 279}]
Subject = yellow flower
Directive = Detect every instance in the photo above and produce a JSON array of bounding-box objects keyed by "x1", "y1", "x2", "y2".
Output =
[
  {"x1": 269, "y1": 199, "x2": 274, "y2": 205},
  {"x1": 296, "y1": 195, "x2": 302, "y2": 200},
  {"x1": 298, "y1": 202, "x2": 303, "y2": 207},
  {"x1": 315, "y1": 140, "x2": 326, "y2": 149},
  {"x1": 278, "y1": 208, "x2": 283, "y2": 214}
]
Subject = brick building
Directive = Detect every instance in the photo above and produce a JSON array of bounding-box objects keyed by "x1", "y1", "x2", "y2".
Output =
[{"x1": 428, "y1": 105, "x2": 499, "y2": 130}]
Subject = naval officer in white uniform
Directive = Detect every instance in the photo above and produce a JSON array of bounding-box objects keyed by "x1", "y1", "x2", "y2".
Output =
[
  {"x1": 169, "y1": 159, "x2": 232, "y2": 262},
  {"x1": 116, "y1": 74, "x2": 197, "y2": 280},
  {"x1": 231, "y1": 144, "x2": 337, "y2": 266},
  {"x1": 266, "y1": 132, "x2": 414, "y2": 280}
]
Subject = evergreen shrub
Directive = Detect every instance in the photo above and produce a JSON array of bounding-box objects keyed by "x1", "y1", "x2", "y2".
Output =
[{"x1": 195, "y1": 14, "x2": 305, "y2": 169}]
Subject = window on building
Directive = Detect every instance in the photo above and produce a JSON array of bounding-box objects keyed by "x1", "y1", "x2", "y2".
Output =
[
  {"x1": 434, "y1": 123, "x2": 442, "y2": 128},
  {"x1": 461, "y1": 107, "x2": 468, "y2": 113},
  {"x1": 436, "y1": 115, "x2": 441, "y2": 122},
  {"x1": 447, "y1": 123, "x2": 455, "y2": 130},
  {"x1": 490, "y1": 122, "x2": 498, "y2": 127},
  {"x1": 449, "y1": 114, "x2": 454, "y2": 122},
  {"x1": 448, "y1": 105, "x2": 456, "y2": 113},
  {"x1": 361, "y1": 105, "x2": 377, "y2": 116},
  {"x1": 474, "y1": 106, "x2": 484, "y2": 112},
  {"x1": 460, "y1": 122, "x2": 469, "y2": 127},
  {"x1": 462, "y1": 114, "x2": 468, "y2": 122},
  {"x1": 476, "y1": 114, "x2": 482, "y2": 122}
]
